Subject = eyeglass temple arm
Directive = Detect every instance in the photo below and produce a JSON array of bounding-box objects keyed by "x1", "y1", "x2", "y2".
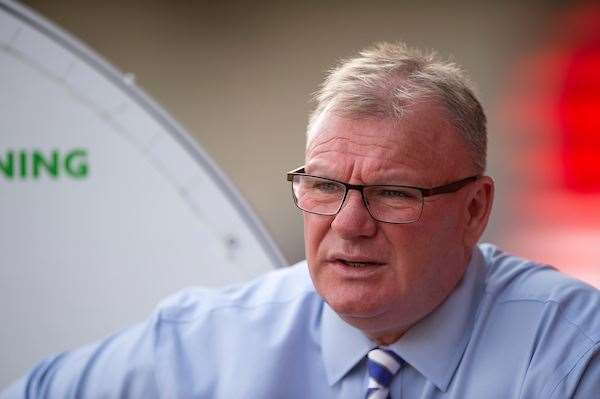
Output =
[
  {"x1": 422, "y1": 176, "x2": 479, "y2": 197},
  {"x1": 286, "y1": 166, "x2": 306, "y2": 182}
]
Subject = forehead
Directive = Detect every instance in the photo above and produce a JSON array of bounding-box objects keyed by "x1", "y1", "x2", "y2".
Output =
[{"x1": 305, "y1": 105, "x2": 471, "y2": 184}]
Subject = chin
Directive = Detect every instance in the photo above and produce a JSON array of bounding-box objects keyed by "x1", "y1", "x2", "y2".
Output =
[
  {"x1": 322, "y1": 288, "x2": 390, "y2": 320},
  {"x1": 335, "y1": 304, "x2": 403, "y2": 339}
]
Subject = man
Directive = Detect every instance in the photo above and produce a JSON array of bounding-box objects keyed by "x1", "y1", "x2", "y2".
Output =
[{"x1": 3, "y1": 42, "x2": 599, "y2": 398}]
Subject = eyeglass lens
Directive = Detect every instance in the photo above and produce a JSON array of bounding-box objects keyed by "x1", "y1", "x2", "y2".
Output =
[{"x1": 291, "y1": 175, "x2": 423, "y2": 223}]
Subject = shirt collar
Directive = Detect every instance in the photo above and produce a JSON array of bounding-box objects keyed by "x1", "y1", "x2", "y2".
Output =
[
  {"x1": 321, "y1": 301, "x2": 373, "y2": 386},
  {"x1": 320, "y1": 246, "x2": 487, "y2": 391}
]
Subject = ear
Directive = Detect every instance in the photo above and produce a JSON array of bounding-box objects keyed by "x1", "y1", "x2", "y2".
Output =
[{"x1": 463, "y1": 176, "x2": 494, "y2": 247}]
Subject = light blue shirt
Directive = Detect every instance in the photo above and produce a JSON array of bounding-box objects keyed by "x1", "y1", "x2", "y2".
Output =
[{"x1": 2, "y1": 244, "x2": 600, "y2": 398}]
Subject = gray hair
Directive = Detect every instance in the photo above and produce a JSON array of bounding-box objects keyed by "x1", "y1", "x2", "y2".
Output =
[{"x1": 307, "y1": 42, "x2": 487, "y2": 172}]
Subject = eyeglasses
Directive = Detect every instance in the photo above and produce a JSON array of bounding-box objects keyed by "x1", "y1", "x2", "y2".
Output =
[{"x1": 286, "y1": 166, "x2": 479, "y2": 224}]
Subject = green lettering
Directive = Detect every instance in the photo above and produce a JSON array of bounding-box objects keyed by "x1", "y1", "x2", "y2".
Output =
[
  {"x1": 0, "y1": 151, "x2": 14, "y2": 179},
  {"x1": 19, "y1": 150, "x2": 27, "y2": 178},
  {"x1": 64, "y1": 149, "x2": 88, "y2": 178},
  {"x1": 33, "y1": 150, "x2": 59, "y2": 178}
]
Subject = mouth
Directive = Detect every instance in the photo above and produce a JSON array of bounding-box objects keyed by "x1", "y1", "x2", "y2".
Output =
[{"x1": 335, "y1": 259, "x2": 386, "y2": 268}]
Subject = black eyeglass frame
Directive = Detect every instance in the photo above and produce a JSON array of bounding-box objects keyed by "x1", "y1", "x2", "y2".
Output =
[{"x1": 286, "y1": 166, "x2": 480, "y2": 224}]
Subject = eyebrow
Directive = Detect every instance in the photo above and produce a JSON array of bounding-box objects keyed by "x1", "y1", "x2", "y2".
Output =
[{"x1": 303, "y1": 164, "x2": 425, "y2": 187}]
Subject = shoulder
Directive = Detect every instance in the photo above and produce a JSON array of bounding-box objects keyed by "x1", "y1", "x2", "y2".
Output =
[
  {"x1": 478, "y1": 243, "x2": 600, "y2": 341},
  {"x1": 474, "y1": 243, "x2": 600, "y2": 397},
  {"x1": 148, "y1": 261, "x2": 323, "y2": 396},
  {"x1": 155, "y1": 260, "x2": 319, "y2": 324},
  {"x1": 151, "y1": 260, "x2": 323, "y2": 354}
]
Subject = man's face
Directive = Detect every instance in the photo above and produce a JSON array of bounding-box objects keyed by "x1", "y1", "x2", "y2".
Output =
[{"x1": 304, "y1": 104, "x2": 480, "y2": 341}]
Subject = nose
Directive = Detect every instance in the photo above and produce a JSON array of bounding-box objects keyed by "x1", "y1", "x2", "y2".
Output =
[{"x1": 330, "y1": 190, "x2": 377, "y2": 238}]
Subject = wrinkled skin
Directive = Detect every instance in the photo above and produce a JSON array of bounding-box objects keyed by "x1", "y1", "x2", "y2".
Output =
[{"x1": 304, "y1": 104, "x2": 494, "y2": 344}]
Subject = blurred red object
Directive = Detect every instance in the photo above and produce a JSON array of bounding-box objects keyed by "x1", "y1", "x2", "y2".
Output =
[{"x1": 499, "y1": 2, "x2": 600, "y2": 287}]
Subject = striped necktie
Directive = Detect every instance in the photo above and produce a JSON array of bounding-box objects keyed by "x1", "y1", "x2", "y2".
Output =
[{"x1": 365, "y1": 347, "x2": 404, "y2": 399}]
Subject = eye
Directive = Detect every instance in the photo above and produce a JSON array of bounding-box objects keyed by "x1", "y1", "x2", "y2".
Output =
[
  {"x1": 379, "y1": 188, "x2": 406, "y2": 198},
  {"x1": 370, "y1": 187, "x2": 419, "y2": 202},
  {"x1": 379, "y1": 188, "x2": 410, "y2": 198},
  {"x1": 313, "y1": 181, "x2": 340, "y2": 193}
]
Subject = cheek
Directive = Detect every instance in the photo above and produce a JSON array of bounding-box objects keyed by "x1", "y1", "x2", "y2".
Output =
[
  {"x1": 421, "y1": 199, "x2": 465, "y2": 243},
  {"x1": 303, "y1": 213, "x2": 331, "y2": 260},
  {"x1": 394, "y1": 201, "x2": 466, "y2": 283},
  {"x1": 383, "y1": 204, "x2": 463, "y2": 277},
  {"x1": 383, "y1": 222, "x2": 463, "y2": 309}
]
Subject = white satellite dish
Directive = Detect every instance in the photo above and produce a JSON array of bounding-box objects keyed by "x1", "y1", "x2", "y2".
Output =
[{"x1": 0, "y1": 0, "x2": 285, "y2": 387}]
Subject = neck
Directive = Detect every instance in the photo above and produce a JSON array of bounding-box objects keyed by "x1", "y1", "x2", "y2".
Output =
[{"x1": 370, "y1": 330, "x2": 407, "y2": 346}]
